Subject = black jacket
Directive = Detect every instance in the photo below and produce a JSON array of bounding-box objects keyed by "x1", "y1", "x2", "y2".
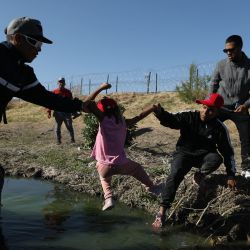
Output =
[
  {"x1": 0, "y1": 41, "x2": 83, "y2": 122},
  {"x1": 156, "y1": 109, "x2": 236, "y2": 176}
]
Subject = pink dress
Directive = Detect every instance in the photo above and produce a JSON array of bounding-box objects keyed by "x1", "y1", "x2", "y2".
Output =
[
  {"x1": 91, "y1": 116, "x2": 128, "y2": 165},
  {"x1": 91, "y1": 115, "x2": 154, "y2": 200}
]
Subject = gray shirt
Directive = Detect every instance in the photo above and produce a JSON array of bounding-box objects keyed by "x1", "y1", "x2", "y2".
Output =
[{"x1": 210, "y1": 52, "x2": 250, "y2": 108}]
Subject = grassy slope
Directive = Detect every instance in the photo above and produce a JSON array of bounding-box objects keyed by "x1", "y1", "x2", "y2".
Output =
[
  {"x1": 3, "y1": 92, "x2": 250, "y2": 242},
  {"x1": 4, "y1": 92, "x2": 240, "y2": 166},
  {"x1": 1, "y1": 93, "x2": 242, "y2": 213}
]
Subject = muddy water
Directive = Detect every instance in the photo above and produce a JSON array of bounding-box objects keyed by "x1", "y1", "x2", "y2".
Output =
[{"x1": 1, "y1": 177, "x2": 207, "y2": 250}]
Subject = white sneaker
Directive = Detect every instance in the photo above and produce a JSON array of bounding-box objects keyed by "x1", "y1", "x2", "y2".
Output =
[
  {"x1": 241, "y1": 171, "x2": 246, "y2": 177},
  {"x1": 102, "y1": 198, "x2": 115, "y2": 211},
  {"x1": 244, "y1": 170, "x2": 250, "y2": 179}
]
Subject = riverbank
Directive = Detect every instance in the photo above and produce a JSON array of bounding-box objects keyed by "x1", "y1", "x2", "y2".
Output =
[{"x1": 1, "y1": 92, "x2": 250, "y2": 247}]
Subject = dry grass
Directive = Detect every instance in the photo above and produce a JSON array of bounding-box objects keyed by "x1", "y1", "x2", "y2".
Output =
[
  {"x1": 6, "y1": 92, "x2": 198, "y2": 126},
  {"x1": 4, "y1": 93, "x2": 240, "y2": 161},
  {"x1": 5, "y1": 92, "x2": 239, "y2": 135},
  {"x1": 6, "y1": 99, "x2": 48, "y2": 122}
]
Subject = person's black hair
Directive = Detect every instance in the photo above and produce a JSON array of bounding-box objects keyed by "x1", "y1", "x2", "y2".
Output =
[
  {"x1": 225, "y1": 35, "x2": 243, "y2": 48},
  {"x1": 99, "y1": 97, "x2": 123, "y2": 124},
  {"x1": 104, "y1": 105, "x2": 123, "y2": 124}
]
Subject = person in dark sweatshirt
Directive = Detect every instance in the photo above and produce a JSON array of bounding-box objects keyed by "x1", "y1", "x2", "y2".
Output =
[
  {"x1": 152, "y1": 93, "x2": 237, "y2": 228},
  {"x1": 0, "y1": 17, "x2": 90, "y2": 205}
]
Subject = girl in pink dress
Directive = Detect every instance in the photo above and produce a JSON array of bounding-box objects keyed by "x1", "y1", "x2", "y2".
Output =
[{"x1": 86, "y1": 83, "x2": 161, "y2": 211}]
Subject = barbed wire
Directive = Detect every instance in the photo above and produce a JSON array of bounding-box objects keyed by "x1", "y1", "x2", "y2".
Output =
[{"x1": 43, "y1": 61, "x2": 217, "y2": 96}]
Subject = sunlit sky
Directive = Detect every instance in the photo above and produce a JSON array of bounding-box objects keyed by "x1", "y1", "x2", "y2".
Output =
[{"x1": 1, "y1": 0, "x2": 250, "y2": 85}]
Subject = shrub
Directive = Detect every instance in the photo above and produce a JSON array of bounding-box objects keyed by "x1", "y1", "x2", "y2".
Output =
[
  {"x1": 176, "y1": 63, "x2": 210, "y2": 103},
  {"x1": 82, "y1": 113, "x2": 99, "y2": 149}
]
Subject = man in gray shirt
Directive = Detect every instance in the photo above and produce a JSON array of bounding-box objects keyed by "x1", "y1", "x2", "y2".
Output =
[{"x1": 211, "y1": 35, "x2": 250, "y2": 179}]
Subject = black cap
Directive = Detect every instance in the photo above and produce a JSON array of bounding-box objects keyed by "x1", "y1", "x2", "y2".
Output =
[{"x1": 5, "y1": 17, "x2": 52, "y2": 44}]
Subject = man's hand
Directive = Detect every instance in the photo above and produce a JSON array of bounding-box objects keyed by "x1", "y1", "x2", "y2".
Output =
[
  {"x1": 234, "y1": 104, "x2": 248, "y2": 114},
  {"x1": 100, "y1": 82, "x2": 111, "y2": 90},
  {"x1": 153, "y1": 103, "x2": 163, "y2": 116},
  {"x1": 227, "y1": 176, "x2": 237, "y2": 190}
]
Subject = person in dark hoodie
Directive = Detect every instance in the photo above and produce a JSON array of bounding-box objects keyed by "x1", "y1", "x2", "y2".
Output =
[
  {"x1": 210, "y1": 35, "x2": 250, "y2": 179},
  {"x1": 0, "y1": 17, "x2": 90, "y2": 205},
  {"x1": 152, "y1": 93, "x2": 237, "y2": 228}
]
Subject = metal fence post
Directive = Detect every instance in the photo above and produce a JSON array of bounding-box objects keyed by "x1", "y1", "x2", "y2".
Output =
[
  {"x1": 106, "y1": 74, "x2": 109, "y2": 94},
  {"x1": 80, "y1": 78, "x2": 83, "y2": 96},
  {"x1": 146, "y1": 72, "x2": 151, "y2": 93},
  {"x1": 116, "y1": 75, "x2": 118, "y2": 93},
  {"x1": 88, "y1": 79, "x2": 91, "y2": 94},
  {"x1": 155, "y1": 73, "x2": 158, "y2": 93}
]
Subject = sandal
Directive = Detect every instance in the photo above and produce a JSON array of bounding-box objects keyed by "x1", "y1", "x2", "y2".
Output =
[{"x1": 152, "y1": 212, "x2": 166, "y2": 228}]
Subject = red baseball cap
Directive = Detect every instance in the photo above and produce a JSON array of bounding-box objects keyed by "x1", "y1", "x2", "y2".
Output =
[
  {"x1": 97, "y1": 98, "x2": 118, "y2": 112},
  {"x1": 195, "y1": 93, "x2": 224, "y2": 109}
]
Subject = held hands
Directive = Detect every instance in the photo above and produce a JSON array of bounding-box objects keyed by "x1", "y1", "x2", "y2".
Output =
[
  {"x1": 100, "y1": 82, "x2": 112, "y2": 90},
  {"x1": 129, "y1": 105, "x2": 157, "y2": 126},
  {"x1": 153, "y1": 103, "x2": 163, "y2": 116},
  {"x1": 139, "y1": 105, "x2": 156, "y2": 119},
  {"x1": 227, "y1": 176, "x2": 237, "y2": 190}
]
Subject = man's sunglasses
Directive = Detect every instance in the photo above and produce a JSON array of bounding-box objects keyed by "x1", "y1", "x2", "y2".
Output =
[
  {"x1": 223, "y1": 48, "x2": 237, "y2": 53},
  {"x1": 23, "y1": 35, "x2": 43, "y2": 50}
]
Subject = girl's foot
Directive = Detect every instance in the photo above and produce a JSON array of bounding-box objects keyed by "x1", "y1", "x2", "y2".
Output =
[{"x1": 102, "y1": 197, "x2": 115, "y2": 211}]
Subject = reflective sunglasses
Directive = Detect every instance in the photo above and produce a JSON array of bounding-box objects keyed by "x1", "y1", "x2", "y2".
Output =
[
  {"x1": 223, "y1": 47, "x2": 237, "y2": 53},
  {"x1": 23, "y1": 35, "x2": 43, "y2": 50}
]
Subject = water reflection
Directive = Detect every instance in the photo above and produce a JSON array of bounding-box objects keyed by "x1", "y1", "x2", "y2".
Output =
[{"x1": 43, "y1": 185, "x2": 72, "y2": 232}]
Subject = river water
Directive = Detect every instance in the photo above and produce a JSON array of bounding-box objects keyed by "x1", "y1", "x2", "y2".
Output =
[{"x1": 1, "y1": 177, "x2": 208, "y2": 250}]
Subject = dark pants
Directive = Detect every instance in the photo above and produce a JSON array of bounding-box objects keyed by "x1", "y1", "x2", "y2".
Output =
[
  {"x1": 160, "y1": 151, "x2": 223, "y2": 208},
  {"x1": 54, "y1": 111, "x2": 74, "y2": 142},
  {"x1": 219, "y1": 107, "x2": 250, "y2": 171}
]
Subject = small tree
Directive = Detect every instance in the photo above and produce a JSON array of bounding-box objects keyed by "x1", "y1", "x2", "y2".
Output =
[
  {"x1": 176, "y1": 63, "x2": 210, "y2": 103},
  {"x1": 82, "y1": 113, "x2": 99, "y2": 149},
  {"x1": 82, "y1": 104, "x2": 137, "y2": 149}
]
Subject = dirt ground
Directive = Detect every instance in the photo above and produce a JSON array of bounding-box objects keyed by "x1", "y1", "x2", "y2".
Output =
[{"x1": 0, "y1": 94, "x2": 250, "y2": 246}]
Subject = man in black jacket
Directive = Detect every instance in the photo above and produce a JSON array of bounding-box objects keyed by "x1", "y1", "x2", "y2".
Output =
[
  {"x1": 152, "y1": 93, "x2": 237, "y2": 228},
  {"x1": 0, "y1": 17, "x2": 88, "y2": 119},
  {"x1": 0, "y1": 17, "x2": 89, "y2": 205}
]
